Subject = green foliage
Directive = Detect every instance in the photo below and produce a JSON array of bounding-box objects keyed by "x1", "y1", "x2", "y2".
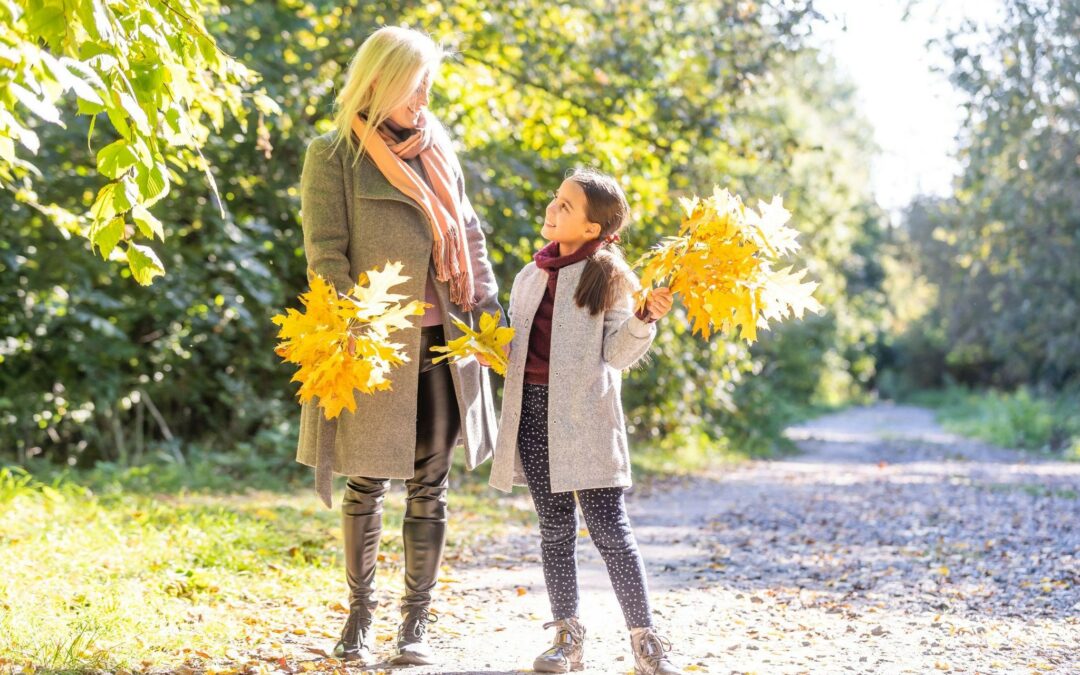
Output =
[
  {"x1": 888, "y1": 0, "x2": 1080, "y2": 391},
  {"x1": 1, "y1": 0, "x2": 887, "y2": 466},
  {"x1": 910, "y1": 386, "x2": 1080, "y2": 456},
  {"x1": 0, "y1": 0, "x2": 279, "y2": 283}
]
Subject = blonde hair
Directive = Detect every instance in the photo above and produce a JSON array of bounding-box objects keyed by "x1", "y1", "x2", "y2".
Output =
[{"x1": 331, "y1": 26, "x2": 445, "y2": 162}]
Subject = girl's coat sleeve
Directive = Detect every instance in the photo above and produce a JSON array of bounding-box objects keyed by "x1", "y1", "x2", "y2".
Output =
[{"x1": 601, "y1": 290, "x2": 656, "y2": 370}]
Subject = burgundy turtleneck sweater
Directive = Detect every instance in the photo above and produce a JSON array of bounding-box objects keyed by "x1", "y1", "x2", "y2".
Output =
[{"x1": 524, "y1": 241, "x2": 653, "y2": 385}]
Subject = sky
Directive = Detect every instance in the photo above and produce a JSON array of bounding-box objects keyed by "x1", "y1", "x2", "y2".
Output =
[{"x1": 808, "y1": 0, "x2": 1005, "y2": 217}]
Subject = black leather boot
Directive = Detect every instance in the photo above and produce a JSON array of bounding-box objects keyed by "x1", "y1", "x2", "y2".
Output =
[
  {"x1": 391, "y1": 330, "x2": 457, "y2": 666},
  {"x1": 333, "y1": 478, "x2": 388, "y2": 663},
  {"x1": 390, "y1": 517, "x2": 447, "y2": 665}
]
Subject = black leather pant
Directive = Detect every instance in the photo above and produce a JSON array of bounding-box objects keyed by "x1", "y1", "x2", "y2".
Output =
[{"x1": 340, "y1": 326, "x2": 460, "y2": 617}]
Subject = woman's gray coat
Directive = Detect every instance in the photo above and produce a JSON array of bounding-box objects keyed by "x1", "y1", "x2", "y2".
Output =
[{"x1": 295, "y1": 131, "x2": 502, "y2": 507}]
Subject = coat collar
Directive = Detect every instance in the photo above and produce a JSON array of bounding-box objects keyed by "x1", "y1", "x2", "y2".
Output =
[{"x1": 352, "y1": 150, "x2": 421, "y2": 206}]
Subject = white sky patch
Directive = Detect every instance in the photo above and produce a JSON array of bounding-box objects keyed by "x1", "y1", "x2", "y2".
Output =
[{"x1": 809, "y1": 0, "x2": 1005, "y2": 217}]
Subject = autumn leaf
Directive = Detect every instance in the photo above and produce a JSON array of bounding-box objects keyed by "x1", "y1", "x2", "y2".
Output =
[
  {"x1": 634, "y1": 187, "x2": 823, "y2": 342},
  {"x1": 429, "y1": 311, "x2": 514, "y2": 376},
  {"x1": 271, "y1": 263, "x2": 427, "y2": 419}
]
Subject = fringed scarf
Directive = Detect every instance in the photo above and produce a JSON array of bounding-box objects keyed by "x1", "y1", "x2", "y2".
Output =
[{"x1": 350, "y1": 111, "x2": 475, "y2": 310}]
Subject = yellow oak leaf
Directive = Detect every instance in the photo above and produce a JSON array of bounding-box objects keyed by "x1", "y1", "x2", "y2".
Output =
[{"x1": 272, "y1": 263, "x2": 428, "y2": 419}]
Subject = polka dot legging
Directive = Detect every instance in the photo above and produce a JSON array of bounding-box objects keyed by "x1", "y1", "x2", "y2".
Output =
[{"x1": 517, "y1": 382, "x2": 653, "y2": 629}]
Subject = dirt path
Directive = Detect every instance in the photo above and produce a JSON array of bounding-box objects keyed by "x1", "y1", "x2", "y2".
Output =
[{"x1": 284, "y1": 404, "x2": 1080, "y2": 674}]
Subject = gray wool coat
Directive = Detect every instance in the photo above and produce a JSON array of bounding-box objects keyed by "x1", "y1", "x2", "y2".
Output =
[
  {"x1": 295, "y1": 130, "x2": 502, "y2": 507},
  {"x1": 488, "y1": 260, "x2": 657, "y2": 494}
]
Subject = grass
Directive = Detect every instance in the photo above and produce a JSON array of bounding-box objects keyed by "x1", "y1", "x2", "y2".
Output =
[
  {"x1": 909, "y1": 386, "x2": 1080, "y2": 459},
  {"x1": 0, "y1": 460, "x2": 536, "y2": 674}
]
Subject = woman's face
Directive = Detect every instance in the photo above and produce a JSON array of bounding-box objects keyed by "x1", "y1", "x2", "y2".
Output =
[{"x1": 385, "y1": 72, "x2": 432, "y2": 129}]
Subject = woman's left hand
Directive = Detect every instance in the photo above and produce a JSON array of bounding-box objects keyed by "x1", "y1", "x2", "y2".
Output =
[
  {"x1": 644, "y1": 287, "x2": 674, "y2": 321},
  {"x1": 476, "y1": 343, "x2": 509, "y2": 368}
]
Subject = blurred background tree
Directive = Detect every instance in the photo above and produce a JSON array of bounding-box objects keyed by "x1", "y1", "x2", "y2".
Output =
[{"x1": 882, "y1": 0, "x2": 1079, "y2": 391}]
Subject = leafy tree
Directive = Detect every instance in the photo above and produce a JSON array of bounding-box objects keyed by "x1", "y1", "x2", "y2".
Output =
[
  {"x1": 2, "y1": 0, "x2": 889, "y2": 465},
  {"x1": 0, "y1": 0, "x2": 279, "y2": 283},
  {"x1": 892, "y1": 0, "x2": 1079, "y2": 390}
]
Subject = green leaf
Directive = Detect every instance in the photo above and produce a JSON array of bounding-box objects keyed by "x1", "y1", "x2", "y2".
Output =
[
  {"x1": 3, "y1": 114, "x2": 40, "y2": 154},
  {"x1": 58, "y1": 57, "x2": 106, "y2": 106},
  {"x1": 90, "y1": 182, "x2": 118, "y2": 221},
  {"x1": 0, "y1": 135, "x2": 15, "y2": 164},
  {"x1": 117, "y1": 91, "x2": 151, "y2": 135},
  {"x1": 126, "y1": 242, "x2": 165, "y2": 285},
  {"x1": 105, "y1": 103, "x2": 131, "y2": 140},
  {"x1": 96, "y1": 139, "x2": 138, "y2": 179},
  {"x1": 24, "y1": 0, "x2": 66, "y2": 49},
  {"x1": 135, "y1": 159, "x2": 169, "y2": 205},
  {"x1": 75, "y1": 0, "x2": 112, "y2": 42},
  {"x1": 9, "y1": 82, "x2": 62, "y2": 125},
  {"x1": 112, "y1": 176, "x2": 138, "y2": 212},
  {"x1": 76, "y1": 97, "x2": 106, "y2": 115},
  {"x1": 131, "y1": 204, "x2": 164, "y2": 241},
  {"x1": 91, "y1": 216, "x2": 125, "y2": 258},
  {"x1": 252, "y1": 90, "x2": 282, "y2": 116}
]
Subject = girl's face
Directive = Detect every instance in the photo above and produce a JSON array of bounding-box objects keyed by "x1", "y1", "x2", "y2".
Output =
[
  {"x1": 385, "y1": 71, "x2": 432, "y2": 130},
  {"x1": 542, "y1": 179, "x2": 601, "y2": 252}
]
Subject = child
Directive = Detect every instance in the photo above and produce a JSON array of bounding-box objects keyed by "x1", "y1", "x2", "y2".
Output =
[{"x1": 487, "y1": 168, "x2": 681, "y2": 674}]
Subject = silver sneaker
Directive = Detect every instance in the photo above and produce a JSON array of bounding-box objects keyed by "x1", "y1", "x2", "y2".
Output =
[
  {"x1": 533, "y1": 617, "x2": 586, "y2": 673},
  {"x1": 391, "y1": 608, "x2": 438, "y2": 666},
  {"x1": 630, "y1": 626, "x2": 682, "y2": 675}
]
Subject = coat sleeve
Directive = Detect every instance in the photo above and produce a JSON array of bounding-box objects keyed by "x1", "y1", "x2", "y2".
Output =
[
  {"x1": 455, "y1": 167, "x2": 505, "y2": 324},
  {"x1": 300, "y1": 135, "x2": 352, "y2": 292},
  {"x1": 601, "y1": 275, "x2": 656, "y2": 370}
]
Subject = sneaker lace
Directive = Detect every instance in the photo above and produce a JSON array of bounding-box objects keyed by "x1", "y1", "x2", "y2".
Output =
[
  {"x1": 639, "y1": 630, "x2": 673, "y2": 664},
  {"x1": 401, "y1": 610, "x2": 438, "y2": 639}
]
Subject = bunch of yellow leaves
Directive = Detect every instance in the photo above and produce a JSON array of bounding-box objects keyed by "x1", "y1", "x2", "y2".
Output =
[
  {"x1": 635, "y1": 187, "x2": 824, "y2": 342},
  {"x1": 271, "y1": 262, "x2": 428, "y2": 419},
  {"x1": 430, "y1": 311, "x2": 514, "y2": 376}
]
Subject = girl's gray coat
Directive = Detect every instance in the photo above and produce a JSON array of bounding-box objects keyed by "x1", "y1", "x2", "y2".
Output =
[
  {"x1": 488, "y1": 260, "x2": 656, "y2": 493},
  {"x1": 296, "y1": 131, "x2": 502, "y2": 507}
]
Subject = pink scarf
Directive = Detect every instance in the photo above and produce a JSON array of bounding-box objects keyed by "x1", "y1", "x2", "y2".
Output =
[{"x1": 350, "y1": 111, "x2": 475, "y2": 311}]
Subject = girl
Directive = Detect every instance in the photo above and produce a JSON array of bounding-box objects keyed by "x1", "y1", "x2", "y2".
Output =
[
  {"x1": 488, "y1": 168, "x2": 681, "y2": 675},
  {"x1": 298, "y1": 27, "x2": 502, "y2": 666}
]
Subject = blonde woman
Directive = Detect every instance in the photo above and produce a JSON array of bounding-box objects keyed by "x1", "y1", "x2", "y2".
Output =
[{"x1": 295, "y1": 26, "x2": 502, "y2": 665}]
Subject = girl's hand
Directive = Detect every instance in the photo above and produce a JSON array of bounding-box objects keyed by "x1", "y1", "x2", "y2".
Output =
[{"x1": 644, "y1": 287, "x2": 674, "y2": 321}]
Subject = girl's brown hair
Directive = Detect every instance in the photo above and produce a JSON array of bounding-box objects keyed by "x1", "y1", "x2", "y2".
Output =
[{"x1": 569, "y1": 168, "x2": 634, "y2": 315}]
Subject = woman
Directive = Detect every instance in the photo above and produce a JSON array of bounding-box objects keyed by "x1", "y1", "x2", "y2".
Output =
[{"x1": 295, "y1": 26, "x2": 502, "y2": 666}]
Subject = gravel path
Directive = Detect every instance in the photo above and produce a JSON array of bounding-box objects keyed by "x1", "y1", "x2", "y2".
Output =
[{"x1": 283, "y1": 403, "x2": 1080, "y2": 674}]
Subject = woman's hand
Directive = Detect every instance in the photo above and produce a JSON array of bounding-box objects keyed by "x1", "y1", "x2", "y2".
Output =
[
  {"x1": 476, "y1": 343, "x2": 510, "y2": 368},
  {"x1": 644, "y1": 287, "x2": 674, "y2": 321}
]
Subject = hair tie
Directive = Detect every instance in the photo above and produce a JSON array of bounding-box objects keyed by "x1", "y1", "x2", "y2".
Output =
[{"x1": 603, "y1": 233, "x2": 621, "y2": 245}]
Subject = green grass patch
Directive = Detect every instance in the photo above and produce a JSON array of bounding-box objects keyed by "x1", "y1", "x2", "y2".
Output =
[
  {"x1": 909, "y1": 386, "x2": 1080, "y2": 458},
  {"x1": 0, "y1": 461, "x2": 533, "y2": 673},
  {"x1": 630, "y1": 428, "x2": 793, "y2": 478}
]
